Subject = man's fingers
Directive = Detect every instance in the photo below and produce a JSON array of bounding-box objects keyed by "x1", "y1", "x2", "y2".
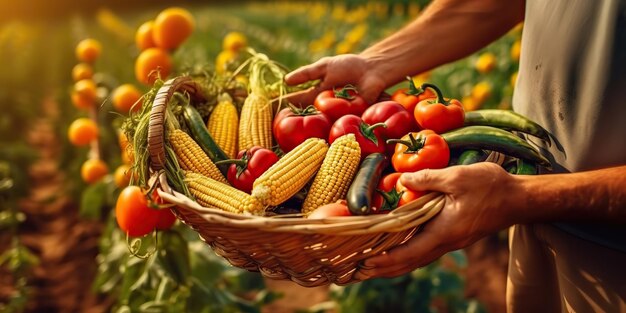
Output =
[
  {"x1": 353, "y1": 228, "x2": 441, "y2": 280},
  {"x1": 284, "y1": 59, "x2": 328, "y2": 86},
  {"x1": 282, "y1": 86, "x2": 323, "y2": 107},
  {"x1": 400, "y1": 168, "x2": 450, "y2": 193},
  {"x1": 355, "y1": 241, "x2": 449, "y2": 280}
]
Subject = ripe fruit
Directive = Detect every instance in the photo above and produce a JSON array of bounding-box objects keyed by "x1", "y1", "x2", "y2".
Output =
[
  {"x1": 75, "y1": 38, "x2": 102, "y2": 63},
  {"x1": 115, "y1": 186, "x2": 160, "y2": 237},
  {"x1": 71, "y1": 92, "x2": 93, "y2": 110},
  {"x1": 471, "y1": 81, "x2": 492, "y2": 105},
  {"x1": 72, "y1": 63, "x2": 93, "y2": 82},
  {"x1": 135, "y1": 20, "x2": 157, "y2": 51},
  {"x1": 475, "y1": 52, "x2": 496, "y2": 74},
  {"x1": 135, "y1": 48, "x2": 172, "y2": 85},
  {"x1": 152, "y1": 7, "x2": 195, "y2": 50},
  {"x1": 74, "y1": 79, "x2": 97, "y2": 102},
  {"x1": 222, "y1": 32, "x2": 247, "y2": 52},
  {"x1": 68, "y1": 118, "x2": 99, "y2": 146},
  {"x1": 81, "y1": 159, "x2": 109, "y2": 184},
  {"x1": 114, "y1": 164, "x2": 133, "y2": 188},
  {"x1": 215, "y1": 50, "x2": 237, "y2": 74},
  {"x1": 112, "y1": 84, "x2": 142, "y2": 113}
]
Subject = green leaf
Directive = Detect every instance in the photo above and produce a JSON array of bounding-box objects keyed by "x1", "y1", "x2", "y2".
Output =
[
  {"x1": 157, "y1": 230, "x2": 190, "y2": 285},
  {"x1": 80, "y1": 180, "x2": 108, "y2": 220}
]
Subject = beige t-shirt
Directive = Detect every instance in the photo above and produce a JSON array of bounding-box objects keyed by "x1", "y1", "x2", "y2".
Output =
[{"x1": 513, "y1": 0, "x2": 626, "y2": 251}]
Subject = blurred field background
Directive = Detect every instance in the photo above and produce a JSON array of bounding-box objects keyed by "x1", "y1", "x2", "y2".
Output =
[{"x1": 0, "y1": 1, "x2": 519, "y2": 312}]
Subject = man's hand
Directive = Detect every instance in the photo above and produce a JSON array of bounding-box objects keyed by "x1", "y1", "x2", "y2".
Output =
[
  {"x1": 284, "y1": 54, "x2": 387, "y2": 105},
  {"x1": 355, "y1": 162, "x2": 517, "y2": 279}
]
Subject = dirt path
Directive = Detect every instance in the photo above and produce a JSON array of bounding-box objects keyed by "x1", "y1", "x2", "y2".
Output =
[{"x1": 13, "y1": 98, "x2": 110, "y2": 313}]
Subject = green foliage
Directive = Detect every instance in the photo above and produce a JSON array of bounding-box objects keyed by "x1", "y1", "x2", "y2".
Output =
[
  {"x1": 328, "y1": 251, "x2": 484, "y2": 313},
  {"x1": 93, "y1": 211, "x2": 274, "y2": 313},
  {"x1": 0, "y1": 162, "x2": 39, "y2": 313}
]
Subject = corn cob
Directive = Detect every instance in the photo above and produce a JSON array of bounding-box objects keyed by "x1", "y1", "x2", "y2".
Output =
[
  {"x1": 252, "y1": 138, "x2": 328, "y2": 206},
  {"x1": 185, "y1": 172, "x2": 265, "y2": 215},
  {"x1": 302, "y1": 134, "x2": 361, "y2": 215},
  {"x1": 207, "y1": 93, "x2": 238, "y2": 158},
  {"x1": 169, "y1": 129, "x2": 228, "y2": 184},
  {"x1": 238, "y1": 92, "x2": 273, "y2": 150}
]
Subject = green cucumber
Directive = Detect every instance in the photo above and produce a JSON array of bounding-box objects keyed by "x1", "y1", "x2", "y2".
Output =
[
  {"x1": 183, "y1": 105, "x2": 230, "y2": 176},
  {"x1": 464, "y1": 110, "x2": 551, "y2": 144},
  {"x1": 346, "y1": 153, "x2": 388, "y2": 215},
  {"x1": 456, "y1": 149, "x2": 488, "y2": 165},
  {"x1": 515, "y1": 158, "x2": 537, "y2": 175},
  {"x1": 442, "y1": 126, "x2": 551, "y2": 169}
]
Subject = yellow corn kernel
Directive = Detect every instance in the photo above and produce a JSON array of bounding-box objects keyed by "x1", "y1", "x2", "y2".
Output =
[
  {"x1": 185, "y1": 172, "x2": 264, "y2": 215},
  {"x1": 238, "y1": 92, "x2": 273, "y2": 150},
  {"x1": 169, "y1": 129, "x2": 228, "y2": 184},
  {"x1": 302, "y1": 134, "x2": 361, "y2": 215},
  {"x1": 207, "y1": 93, "x2": 238, "y2": 158},
  {"x1": 252, "y1": 138, "x2": 328, "y2": 206}
]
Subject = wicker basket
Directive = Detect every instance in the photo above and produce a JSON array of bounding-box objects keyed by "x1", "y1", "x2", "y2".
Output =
[{"x1": 148, "y1": 76, "x2": 445, "y2": 287}]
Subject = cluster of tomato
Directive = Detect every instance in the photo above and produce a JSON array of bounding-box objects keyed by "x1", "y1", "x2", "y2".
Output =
[
  {"x1": 67, "y1": 39, "x2": 111, "y2": 185},
  {"x1": 301, "y1": 80, "x2": 464, "y2": 215},
  {"x1": 112, "y1": 8, "x2": 199, "y2": 238},
  {"x1": 134, "y1": 7, "x2": 194, "y2": 85}
]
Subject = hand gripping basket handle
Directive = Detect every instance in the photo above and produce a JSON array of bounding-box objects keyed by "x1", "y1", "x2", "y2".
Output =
[{"x1": 147, "y1": 76, "x2": 206, "y2": 171}]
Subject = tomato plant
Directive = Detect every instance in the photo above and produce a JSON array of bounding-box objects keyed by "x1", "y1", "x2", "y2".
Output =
[
  {"x1": 135, "y1": 47, "x2": 172, "y2": 85},
  {"x1": 112, "y1": 84, "x2": 142, "y2": 113},
  {"x1": 71, "y1": 63, "x2": 93, "y2": 82},
  {"x1": 75, "y1": 38, "x2": 101, "y2": 63},
  {"x1": 135, "y1": 20, "x2": 157, "y2": 51},
  {"x1": 68, "y1": 118, "x2": 98, "y2": 146},
  {"x1": 81, "y1": 159, "x2": 109, "y2": 184},
  {"x1": 152, "y1": 7, "x2": 195, "y2": 50}
]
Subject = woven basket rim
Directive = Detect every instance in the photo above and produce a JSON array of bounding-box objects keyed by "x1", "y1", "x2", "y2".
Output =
[{"x1": 156, "y1": 171, "x2": 445, "y2": 235}]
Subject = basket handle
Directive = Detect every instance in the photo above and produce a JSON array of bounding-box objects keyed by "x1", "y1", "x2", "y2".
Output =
[{"x1": 147, "y1": 76, "x2": 206, "y2": 171}]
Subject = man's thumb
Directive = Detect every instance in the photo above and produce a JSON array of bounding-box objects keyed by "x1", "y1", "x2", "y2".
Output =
[{"x1": 399, "y1": 169, "x2": 448, "y2": 193}]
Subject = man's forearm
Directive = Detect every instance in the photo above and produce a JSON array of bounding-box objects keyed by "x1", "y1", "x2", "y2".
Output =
[
  {"x1": 361, "y1": 0, "x2": 525, "y2": 87},
  {"x1": 510, "y1": 166, "x2": 626, "y2": 224}
]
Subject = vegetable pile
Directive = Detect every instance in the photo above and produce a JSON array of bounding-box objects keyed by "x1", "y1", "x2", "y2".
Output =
[{"x1": 117, "y1": 42, "x2": 550, "y2": 237}]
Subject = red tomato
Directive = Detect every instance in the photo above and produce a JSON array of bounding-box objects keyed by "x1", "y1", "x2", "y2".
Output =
[
  {"x1": 150, "y1": 189, "x2": 177, "y2": 230},
  {"x1": 273, "y1": 105, "x2": 332, "y2": 153},
  {"x1": 372, "y1": 173, "x2": 425, "y2": 213},
  {"x1": 115, "y1": 186, "x2": 159, "y2": 237},
  {"x1": 314, "y1": 86, "x2": 369, "y2": 122},
  {"x1": 222, "y1": 146, "x2": 279, "y2": 193},
  {"x1": 414, "y1": 83, "x2": 465, "y2": 134},
  {"x1": 308, "y1": 201, "x2": 352, "y2": 219},
  {"x1": 391, "y1": 77, "x2": 436, "y2": 113},
  {"x1": 328, "y1": 115, "x2": 387, "y2": 159},
  {"x1": 361, "y1": 100, "x2": 418, "y2": 155},
  {"x1": 389, "y1": 130, "x2": 450, "y2": 172},
  {"x1": 156, "y1": 209, "x2": 176, "y2": 230}
]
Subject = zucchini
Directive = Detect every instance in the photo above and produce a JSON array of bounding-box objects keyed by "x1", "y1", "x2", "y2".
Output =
[
  {"x1": 464, "y1": 109, "x2": 551, "y2": 144},
  {"x1": 515, "y1": 158, "x2": 537, "y2": 175},
  {"x1": 456, "y1": 149, "x2": 488, "y2": 165},
  {"x1": 441, "y1": 126, "x2": 551, "y2": 169},
  {"x1": 346, "y1": 153, "x2": 388, "y2": 215},
  {"x1": 183, "y1": 105, "x2": 230, "y2": 176}
]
